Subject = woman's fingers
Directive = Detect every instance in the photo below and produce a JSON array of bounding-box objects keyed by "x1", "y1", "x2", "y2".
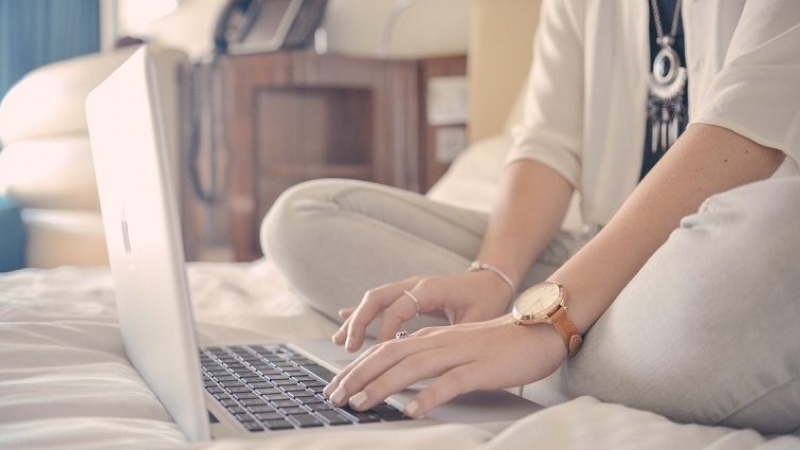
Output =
[
  {"x1": 374, "y1": 291, "x2": 422, "y2": 342},
  {"x1": 338, "y1": 306, "x2": 356, "y2": 320},
  {"x1": 345, "y1": 347, "x2": 468, "y2": 414},
  {"x1": 327, "y1": 317, "x2": 568, "y2": 419},
  {"x1": 338, "y1": 278, "x2": 426, "y2": 352},
  {"x1": 331, "y1": 272, "x2": 500, "y2": 351},
  {"x1": 333, "y1": 271, "x2": 517, "y2": 350},
  {"x1": 327, "y1": 333, "x2": 466, "y2": 411},
  {"x1": 332, "y1": 312, "x2": 354, "y2": 345},
  {"x1": 344, "y1": 290, "x2": 399, "y2": 351},
  {"x1": 324, "y1": 334, "x2": 417, "y2": 398},
  {"x1": 402, "y1": 364, "x2": 478, "y2": 417}
]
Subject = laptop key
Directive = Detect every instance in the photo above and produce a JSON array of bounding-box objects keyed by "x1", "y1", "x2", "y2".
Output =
[
  {"x1": 240, "y1": 398, "x2": 270, "y2": 407},
  {"x1": 242, "y1": 421, "x2": 264, "y2": 432},
  {"x1": 258, "y1": 369, "x2": 282, "y2": 378},
  {"x1": 255, "y1": 412, "x2": 285, "y2": 422},
  {"x1": 289, "y1": 390, "x2": 317, "y2": 398},
  {"x1": 272, "y1": 399, "x2": 297, "y2": 408},
  {"x1": 255, "y1": 388, "x2": 282, "y2": 396},
  {"x1": 282, "y1": 385, "x2": 308, "y2": 393},
  {"x1": 371, "y1": 403, "x2": 408, "y2": 421},
  {"x1": 226, "y1": 386, "x2": 252, "y2": 394},
  {"x1": 316, "y1": 410, "x2": 354, "y2": 426},
  {"x1": 247, "y1": 404, "x2": 277, "y2": 414},
  {"x1": 234, "y1": 413, "x2": 256, "y2": 423},
  {"x1": 347, "y1": 410, "x2": 382, "y2": 424},
  {"x1": 305, "y1": 401, "x2": 332, "y2": 411},
  {"x1": 302, "y1": 364, "x2": 335, "y2": 382},
  {"x1": 263, "y1": 419, "x2": 294, "y2": 431},
  {"x1": 291, "y1": 413, "x2": 324, "y2": 428},
  {"x1": 281, "y1": 406, "x2": 308, "y2": 415},
  {"x1": 233, "y1": 392, "x2": 259, "y2": 400},
  {"x1": 266, "y1": 374, "x2": 290, "y2": 381},
  {"x1": 228, "y1": 406, "x2": 246, "y2": 415}
]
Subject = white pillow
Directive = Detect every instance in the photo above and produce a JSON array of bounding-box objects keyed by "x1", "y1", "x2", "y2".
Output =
[
  {"x1": 322, "y1": 0, "x2": 470, "y2": 58},
  {"x1": 0, "y1": 136, "x2": 99, "y2": 210},
  {"x1": 0, "y1": 48, "x2": 136, "y2": 144},
  {"x1": 426, "y1": 134, "x2": 511, "y2": 213}
]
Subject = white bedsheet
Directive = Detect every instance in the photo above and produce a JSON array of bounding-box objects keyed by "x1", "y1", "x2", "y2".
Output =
[{"x1": 1, "y1": 260, "x2": 797, "y2": 450}]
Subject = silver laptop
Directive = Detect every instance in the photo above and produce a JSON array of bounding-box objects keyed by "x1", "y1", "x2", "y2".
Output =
[{"x1": 86, "y1": 46, "x2": 541, "y2": 442}]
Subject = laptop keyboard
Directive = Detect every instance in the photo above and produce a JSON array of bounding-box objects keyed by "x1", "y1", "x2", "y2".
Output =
[{"x1": 200, "y1": 344, "x2": 409, "y2": 431}]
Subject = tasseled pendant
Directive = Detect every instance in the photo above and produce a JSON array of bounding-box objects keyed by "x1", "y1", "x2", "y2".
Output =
[{"x1": 648, "y1": 41, "x2": 687, "y2": 155}]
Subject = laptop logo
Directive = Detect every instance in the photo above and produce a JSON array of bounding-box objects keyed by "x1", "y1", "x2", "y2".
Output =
[{"x1": 121, "y1": 211, "x2": 135, "y2": 267}]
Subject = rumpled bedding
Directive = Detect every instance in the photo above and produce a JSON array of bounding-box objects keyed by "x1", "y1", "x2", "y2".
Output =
[{"x1": 1, "y1": 260, "x2": 798, "y2": 450}]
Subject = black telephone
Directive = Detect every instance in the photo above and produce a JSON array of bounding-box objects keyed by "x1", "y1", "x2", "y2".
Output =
[{"x1": 213, "y1": 0, "x2": 328, "y2": 55}]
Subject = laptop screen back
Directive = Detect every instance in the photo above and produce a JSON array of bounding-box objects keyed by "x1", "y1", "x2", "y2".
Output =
[{"x1": 86, "y1": 46, "x2": 210, "y2": 442}]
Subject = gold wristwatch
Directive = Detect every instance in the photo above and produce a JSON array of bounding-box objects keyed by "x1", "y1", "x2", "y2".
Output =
[{"x1": 512, "y1": 282, "x2": 583, "y2": 356}]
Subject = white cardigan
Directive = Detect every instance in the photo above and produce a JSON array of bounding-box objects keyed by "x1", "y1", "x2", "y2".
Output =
[{"x1": 507, "y1": 0, "x2": 800, "y2": 227}]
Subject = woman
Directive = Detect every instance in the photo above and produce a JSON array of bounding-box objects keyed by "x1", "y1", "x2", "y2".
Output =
[{"x1": 262, "y1": 0, "x2": 800, "y2": 434}]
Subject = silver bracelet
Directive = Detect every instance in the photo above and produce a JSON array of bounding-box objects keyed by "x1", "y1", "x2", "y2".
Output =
[{"x1": 467, "y1": 260, "x2": 516, "y2": 297}]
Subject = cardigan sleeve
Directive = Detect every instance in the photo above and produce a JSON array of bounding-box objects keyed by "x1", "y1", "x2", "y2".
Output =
[
  {"x1": 691, "y1": 0, "x2": 800, "y2": 167},
  {"x1": 505, "y1": 0, "x2": 585, "y2": 188}
]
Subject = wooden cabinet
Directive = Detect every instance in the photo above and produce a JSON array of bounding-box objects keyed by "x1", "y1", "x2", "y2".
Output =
[
  {"x1": 417, "y1": 55, "x2": 468, "y2": 192},
  {"x1": 181, "y1": 50, "x2": 467, "y2": 262}
]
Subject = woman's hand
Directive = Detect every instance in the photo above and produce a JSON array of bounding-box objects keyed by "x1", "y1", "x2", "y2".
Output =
[
  {"x1": 324, "y1": 315, "x2": 567, "y2": 418},
  {"x1": 333, "y1": 270, "x2": 515, "y2": 352}
]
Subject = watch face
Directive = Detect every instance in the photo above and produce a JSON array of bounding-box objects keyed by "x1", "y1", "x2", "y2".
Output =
[{"x1": 513, "y1": 282, "x2": 563, "y2": 323}]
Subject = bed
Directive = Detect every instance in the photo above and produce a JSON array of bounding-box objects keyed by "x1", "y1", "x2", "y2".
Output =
[{"x1": 1, "y1": 256, "x2": 799, "y2": 450}]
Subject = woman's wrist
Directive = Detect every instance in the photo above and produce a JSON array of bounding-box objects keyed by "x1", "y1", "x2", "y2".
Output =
[
  {"x1": 504, "y1": 314, "x2": 569, "y2": 364},
  {"x1": 467, "y1": 260, "x2": 517, "y2": 297},
  {"x1": 466, "y1": 262, "x2": 518, "y2": 313}
]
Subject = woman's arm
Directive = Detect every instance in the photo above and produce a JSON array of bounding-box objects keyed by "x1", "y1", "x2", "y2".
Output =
[
  {"x1": 473, "y1": 159, "x2": 573, "y2": 292},
  {"x1": 333, "y1": 159, "x2": 574, "y2": 351},
  {"x1": 554, "y1": 123, "x2": 785, "y2": 334},
  {"x1": 325, "y1": 124, "x2": 786, "y2": 417}
]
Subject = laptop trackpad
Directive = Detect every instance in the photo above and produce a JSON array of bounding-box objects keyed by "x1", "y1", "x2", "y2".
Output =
[{"x1": 390, "y1": 386, "x2": 542, "y2": 424}]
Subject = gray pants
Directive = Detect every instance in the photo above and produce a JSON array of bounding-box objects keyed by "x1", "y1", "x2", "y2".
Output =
[{"x1": 261, "y1": 175, "x2": 800, "y2": 435}]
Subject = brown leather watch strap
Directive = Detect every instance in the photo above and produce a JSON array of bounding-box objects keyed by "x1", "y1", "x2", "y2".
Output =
[{"x1": 550, "y1": 307, "x2": 583, "y2": 356}]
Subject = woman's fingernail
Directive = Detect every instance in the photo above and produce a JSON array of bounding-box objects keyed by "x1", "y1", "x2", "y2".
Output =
[
  {"x1": 349, "y1": 391, "x2": 368, "y2": 409},
  {"x1": 403, "y1": 400, "x2": 420, "y2": 417},
  {"x1": 330, "y1": 388, "x2": 346, "y2": 406}
]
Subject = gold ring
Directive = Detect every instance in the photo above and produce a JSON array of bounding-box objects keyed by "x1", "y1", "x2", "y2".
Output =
[{"x1": 402, "y1": 290, "x2": 420, "y2": 317}]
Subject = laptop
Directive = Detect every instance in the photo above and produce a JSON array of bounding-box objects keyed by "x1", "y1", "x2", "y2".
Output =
[{"x1": 86, "y1": 46, "x2": 542, "y2": 442}]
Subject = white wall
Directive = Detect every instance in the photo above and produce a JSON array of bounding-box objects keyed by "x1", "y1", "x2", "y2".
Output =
[
  {"x1": 322, "y1": 0, "x2": 470, "y2": 58},
  {"x1": 106, "y1": 0, "x2": 469, "y2": 60}
]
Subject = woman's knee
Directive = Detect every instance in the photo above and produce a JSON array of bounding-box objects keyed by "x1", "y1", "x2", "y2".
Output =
[
  {"x1": 261, "y1": 178, "x2": 356, "y2": 261},
  {"x1": 561, "y1": 176, "x2": 800, "y2": 434}
]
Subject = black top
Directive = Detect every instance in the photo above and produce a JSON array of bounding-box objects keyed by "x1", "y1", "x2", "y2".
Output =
[{"x1": 640, "y1": 0, "x2": 689, "y2": 180}]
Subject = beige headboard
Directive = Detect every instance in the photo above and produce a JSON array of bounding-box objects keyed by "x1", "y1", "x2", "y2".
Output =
[{"x1": 468, "y1": 0, "x2": 542, "y2": 144}]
